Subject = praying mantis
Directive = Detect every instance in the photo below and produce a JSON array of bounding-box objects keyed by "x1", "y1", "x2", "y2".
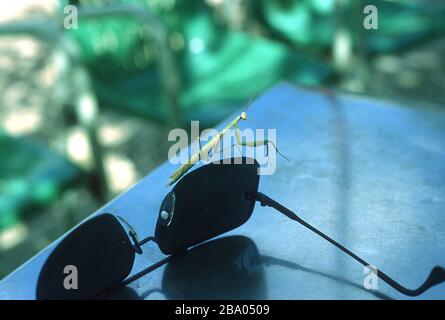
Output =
[{"x1": 168, "y1": 97, "x2": 287, "y2": 186}]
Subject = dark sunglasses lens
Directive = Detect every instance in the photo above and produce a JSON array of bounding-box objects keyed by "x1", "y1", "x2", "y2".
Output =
[
  {"x1": 156, "y1": 157, "x2": 260, "y2": 254},
  {"x1": 36, "y1": 214, "x2": 135, "y2": 300}
]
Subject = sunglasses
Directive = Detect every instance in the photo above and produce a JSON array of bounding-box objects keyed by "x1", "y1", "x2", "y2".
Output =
[{"x1": 36, "y1": 157, "x2": 445, "y2": 299}]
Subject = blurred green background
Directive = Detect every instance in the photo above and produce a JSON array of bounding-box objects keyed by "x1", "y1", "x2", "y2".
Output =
[{"x1": 0, "y1": 0, "x2": 444, "y2": 279}]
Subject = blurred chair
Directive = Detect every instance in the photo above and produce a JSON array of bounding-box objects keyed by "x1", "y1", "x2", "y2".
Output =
[
  {"x1": 68, "y1": 1, "x2": 332, "y2": 128},
  {"x1": 68, "y1": 0, "x2": 445, "y2": 128}
]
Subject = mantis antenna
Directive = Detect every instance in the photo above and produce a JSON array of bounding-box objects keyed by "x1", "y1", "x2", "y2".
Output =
[{"x1": 243, "y1": 75, "x2": 270, "y2": 113}]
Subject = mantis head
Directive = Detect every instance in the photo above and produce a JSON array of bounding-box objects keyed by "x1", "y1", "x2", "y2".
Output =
[{"x1": 240, "y1": 111, "x2": 248, "y2": 120}]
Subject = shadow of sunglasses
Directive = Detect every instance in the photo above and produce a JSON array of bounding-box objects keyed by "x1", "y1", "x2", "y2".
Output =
[{"x1": 36, "y1": 157, "x2": 445, "y2": 299}]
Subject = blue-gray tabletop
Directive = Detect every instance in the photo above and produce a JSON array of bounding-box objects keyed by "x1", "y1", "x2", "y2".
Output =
[{"x1": 1, "y1": 83, "x2": 444, "y2": 299}]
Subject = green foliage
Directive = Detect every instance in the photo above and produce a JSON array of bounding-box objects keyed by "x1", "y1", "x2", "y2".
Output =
[
  {"x1": 66, "y1": 0, "x2": 445, "y2": 126},
  {"x1": 0, "y1": 132, "x2": 81, "y2": 231}
]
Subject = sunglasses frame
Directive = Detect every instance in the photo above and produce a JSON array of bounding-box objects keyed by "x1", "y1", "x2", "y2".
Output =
[{"x1": 36, "y1": 157, "x2": 445, "y2": 299}]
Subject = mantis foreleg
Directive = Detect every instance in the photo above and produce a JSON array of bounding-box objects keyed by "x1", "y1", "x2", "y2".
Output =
[{"x1": 234, "y1": 123, "x2": 288, "y2": 159}]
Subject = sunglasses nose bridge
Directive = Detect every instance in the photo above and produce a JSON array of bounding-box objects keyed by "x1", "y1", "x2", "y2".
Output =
[
  {"x1": 115, "y1": 215, "x2": 144, "y2": 254},
  {"x1": 117, "y1": 218, "x2": 158, "y2": 255}
]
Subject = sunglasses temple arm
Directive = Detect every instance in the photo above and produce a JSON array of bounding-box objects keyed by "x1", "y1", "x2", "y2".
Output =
[
  {"x1": 250, "y1": 192, "x2": 445, "y2": 297},
  {"x1": 121, "y1": 255, "x2": 173, "y2": 287},
  {"x1": 118, "y1": 239, "x2": 187, "y2": 288}
]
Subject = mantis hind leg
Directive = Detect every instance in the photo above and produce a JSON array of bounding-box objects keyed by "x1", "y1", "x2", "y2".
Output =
[{"x1": 177, "y1": 136, "x2": 203, "y2": 180}]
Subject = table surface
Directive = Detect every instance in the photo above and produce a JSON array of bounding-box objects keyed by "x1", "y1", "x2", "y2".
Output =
[{"x1": 1, "y1": 83, "x2": 445, "y2": 300}]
